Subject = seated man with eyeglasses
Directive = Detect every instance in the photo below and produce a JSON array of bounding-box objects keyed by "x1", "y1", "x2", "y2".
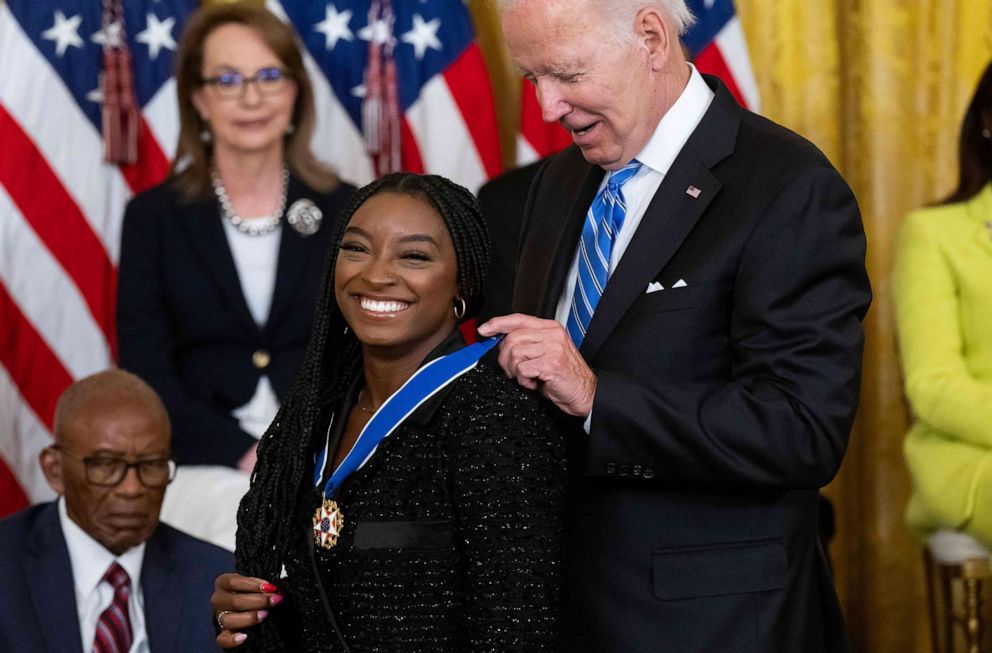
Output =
[{"x1": 0, "y1": 369, "x2": 233, "y2": 652}]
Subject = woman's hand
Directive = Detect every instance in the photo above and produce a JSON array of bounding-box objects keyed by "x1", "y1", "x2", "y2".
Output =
[{"x1": 211, "y1": 572, "x2": 283, "y2": 648}]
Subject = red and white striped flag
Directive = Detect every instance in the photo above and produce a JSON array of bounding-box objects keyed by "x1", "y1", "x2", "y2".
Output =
[
  {"x1": 0, "y1": 0, "x2": 501, "y2": 517},
  {"x1": 515, "y1": 0, "x2": 759, "y2": 166},
  {"x1": 682, "y1": 0, "x2": 759, "y2": 111}
]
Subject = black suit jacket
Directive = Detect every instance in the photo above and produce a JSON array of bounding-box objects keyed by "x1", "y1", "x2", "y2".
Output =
[
  {"x1": 117, "y1": 177, "x2": 353, "y2": 466},
  {"x1": 477, "y1": 160, "x2": 543, "y2": 322},
  {"x1": 0, "y1": 502, "x2": 233, "y2": 652},
  {"x1": 512, "y1": 77, "x2": 870, "y2": 652}
]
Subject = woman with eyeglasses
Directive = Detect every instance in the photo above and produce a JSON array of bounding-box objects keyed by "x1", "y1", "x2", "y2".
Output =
[{"x1": 116, "y1": 4, "x2": 353, "y2": 549}]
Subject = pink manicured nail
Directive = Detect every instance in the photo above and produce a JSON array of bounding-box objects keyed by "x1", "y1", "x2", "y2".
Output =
[
  {"x1": 270, "y1": 593, "x2": 283, "y2": 606},
  {"x1": 257, "y1": 610, "x2": 269, "y2": 621},
  {"x1": 234, "y1": 633, "x2": 247, "y2": 644},
  {"x1": 260, "y1": 582, "x2": 277, "y2": 592}
]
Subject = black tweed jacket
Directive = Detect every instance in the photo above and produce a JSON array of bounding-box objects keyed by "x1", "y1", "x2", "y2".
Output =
[{"x1": 255, "y1": 358, "x2": 566, "y2": 652}]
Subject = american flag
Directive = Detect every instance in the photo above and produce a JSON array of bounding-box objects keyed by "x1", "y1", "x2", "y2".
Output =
[
  {"x1": 516, "y1": 0, "x2": 759, "y2": 165},
  {"x1": 0, "y1": 0, "x2": 501, "y2": 517},
  {"x1": 682, "y1": 0, "x2": 759, "y2": 111}
]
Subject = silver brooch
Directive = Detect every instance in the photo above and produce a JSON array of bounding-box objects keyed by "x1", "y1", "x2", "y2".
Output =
[{"x1": 286, "y1": 199, "x2": 322, "y2": 236}]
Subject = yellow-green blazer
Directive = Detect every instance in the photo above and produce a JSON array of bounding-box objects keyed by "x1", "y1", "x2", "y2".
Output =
[{"x1": 894, "y1": 183, "x2": 992, "y2": 544}]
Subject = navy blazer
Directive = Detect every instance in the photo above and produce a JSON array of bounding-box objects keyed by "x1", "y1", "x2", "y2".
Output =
[
  {"x1": 0, "y1": 502, "x2": 233, "y2": 652},
  {"x1": 510, "y1": 77, "x2": 870, "y2": 652},
  {"x1": 117, "y1": 176, "x2": 353, "y2": 466}
]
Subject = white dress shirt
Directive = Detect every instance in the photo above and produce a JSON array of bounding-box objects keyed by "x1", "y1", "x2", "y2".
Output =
[
  {"x1": 59, "y1": 497, "x2": 149, "y2": 653},
  {"x1": 553, "y1": 64, "x2": 714, "y2": 429},
  {"x1": 222, "y1": 220, "x2": 282, "y2": 439}
]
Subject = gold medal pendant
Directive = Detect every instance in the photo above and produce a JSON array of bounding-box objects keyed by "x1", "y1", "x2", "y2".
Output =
[{"x1": 312, "y1": 498, "x2": 344, "y2": 549}]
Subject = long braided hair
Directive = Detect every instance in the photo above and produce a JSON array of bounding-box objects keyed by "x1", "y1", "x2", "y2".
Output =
[{"x1": 234, "y1": 173, "x2": 489, "y2": 644}]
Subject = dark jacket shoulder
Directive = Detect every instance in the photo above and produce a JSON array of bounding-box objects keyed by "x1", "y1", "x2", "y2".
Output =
[
  {"x1": 150, "y1": 521, "x2": 234, "y2": 567},
  {"x1": 0, "y1": 502, "x2": 50, "y2": 548},
  {"x1": 734, "y1": 108, "x2": 838, "y2": 175},
  {"x1": 441, "y1": 363, "x2": 566, "y2": 447},
  {"x1": 459, "y1": 361, "x2": 546, "y2": 406}
]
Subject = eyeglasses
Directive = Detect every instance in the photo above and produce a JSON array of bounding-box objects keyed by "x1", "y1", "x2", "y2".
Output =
[
  {"x1": 52, "y1": 446, "x2": 176, "y2": 488},
  {"x1": 200, "y1": 67, "x2": 292, "y2": 99}
]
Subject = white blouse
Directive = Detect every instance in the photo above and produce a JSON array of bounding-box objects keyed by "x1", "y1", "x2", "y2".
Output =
[{"x1": 221, "y1": 219, "x2": 282, "y2": 439}]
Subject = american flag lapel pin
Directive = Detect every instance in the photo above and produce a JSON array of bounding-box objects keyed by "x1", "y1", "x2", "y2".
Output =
[{"x1": 686, "y1": 185, "x2": 702, "y2": 198}]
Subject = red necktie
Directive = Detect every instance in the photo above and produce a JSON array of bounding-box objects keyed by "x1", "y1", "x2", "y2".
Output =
[{"x1": 92, "y1": 562, "x2": 134, "y2": 653}]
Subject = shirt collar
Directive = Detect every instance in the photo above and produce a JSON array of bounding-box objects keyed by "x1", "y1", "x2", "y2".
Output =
[
  {"x1": 634, "y1": 63, "x2": 715, "y2": 177},
  {"x1": 58, "y1": 496, "x2": 146, "y2": 596}
]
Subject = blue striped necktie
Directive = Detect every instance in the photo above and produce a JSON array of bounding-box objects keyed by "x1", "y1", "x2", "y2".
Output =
[{"x1": 566, "y1": 160, "x2": 641, "y2": 348}]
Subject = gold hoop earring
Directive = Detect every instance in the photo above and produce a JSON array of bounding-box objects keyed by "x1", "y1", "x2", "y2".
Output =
[{"x1": 453, "y1": 297, "x2": 467, "y2": 320}]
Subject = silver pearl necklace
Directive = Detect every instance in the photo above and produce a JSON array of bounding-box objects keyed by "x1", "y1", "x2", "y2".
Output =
[{"x1": 210, "y1": 166, "x2": 289, "y2": 237}]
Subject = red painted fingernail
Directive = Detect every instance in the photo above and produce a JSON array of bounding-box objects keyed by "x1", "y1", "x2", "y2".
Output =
[
  {"x1": 260, "y1": 582, "x2": 277, "y2": 592},
  {"x1": 257, "y1": 610, "x2": 269, "y2": 621},
  {"x1": 234, "y1": 633, "x2": 247, "y2": 644},
  {"x1": 270, "y1": 593, "x2": 283, "y2": 606}
]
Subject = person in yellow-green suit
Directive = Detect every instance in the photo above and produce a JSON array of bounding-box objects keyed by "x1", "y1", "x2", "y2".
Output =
[{"x1": 894, "y1": 60, "x2": 992, "y2": 548}]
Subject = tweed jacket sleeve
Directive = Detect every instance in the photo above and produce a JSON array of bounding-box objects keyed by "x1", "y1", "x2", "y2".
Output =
[{"x1": 448, "y1": 367, "x2": 566, "y2": 650}]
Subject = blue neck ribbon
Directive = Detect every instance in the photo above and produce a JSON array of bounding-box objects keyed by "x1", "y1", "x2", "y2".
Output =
[{"x1": 313, "y1": 336, "x2": 502, "y2": 497}]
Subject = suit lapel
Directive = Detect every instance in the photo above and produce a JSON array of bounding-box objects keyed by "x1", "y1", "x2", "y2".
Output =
[
  {"x1": 513, "y1": 152, "x2": 605, "y2": 318},
  {"x1": 540, "y1": 166, "x2": 603, "y2": 317},
  {"x1": 580, "y1": 155, "x2": 720, "y2": 359},
  {"x1": 180, "y1": 196, "x2": 258, "y2": 332},
  {"x1": 267, "y1": 177, "x2": 315, "y2": 328},
  {"x1": 26, "y1": 503, "x2": 84, "y2": 653},
  {"x1": 580, "y1": 77, "x2": 741, "y2": 361},
  {"x1": 141, "y1": 529, "x2": 181, "y2": 652}
]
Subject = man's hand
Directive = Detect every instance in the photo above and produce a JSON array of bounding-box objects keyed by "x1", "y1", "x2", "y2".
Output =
[{"x1": 478, "y1": 313, "x2": 596, "y2": 417}]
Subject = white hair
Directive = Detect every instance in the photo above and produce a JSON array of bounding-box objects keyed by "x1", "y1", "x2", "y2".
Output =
[{"x1": 495, "y1": 0, "x2": 696, "y2": 38}]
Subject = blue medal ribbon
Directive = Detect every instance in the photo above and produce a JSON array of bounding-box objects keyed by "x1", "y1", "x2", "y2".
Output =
[{"x1": 313, "y1": 336, "x2": 502, "y2": 496}]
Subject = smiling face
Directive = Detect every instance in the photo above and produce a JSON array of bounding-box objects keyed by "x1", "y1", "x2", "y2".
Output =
[
  {"x1": 41, "y1": 391, "x2": 170, "y2": 555},
  {"x1": 501, "y1": 0, "x2": 676, "y2": 170},
  {"x1": 192, "y1": 22, "x2": 297, "y2": 159},
  {"x1": 335, "y1": 192, "x2": 460, "y2": 361}
]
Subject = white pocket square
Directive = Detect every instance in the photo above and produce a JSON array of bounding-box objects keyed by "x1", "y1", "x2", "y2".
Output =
[
  {"x1": 672, "y1": 279, "x2": 688, "y2": 288},
  {"x1": 646, "y1": 281, "x2": 664, "y2": 294}
]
